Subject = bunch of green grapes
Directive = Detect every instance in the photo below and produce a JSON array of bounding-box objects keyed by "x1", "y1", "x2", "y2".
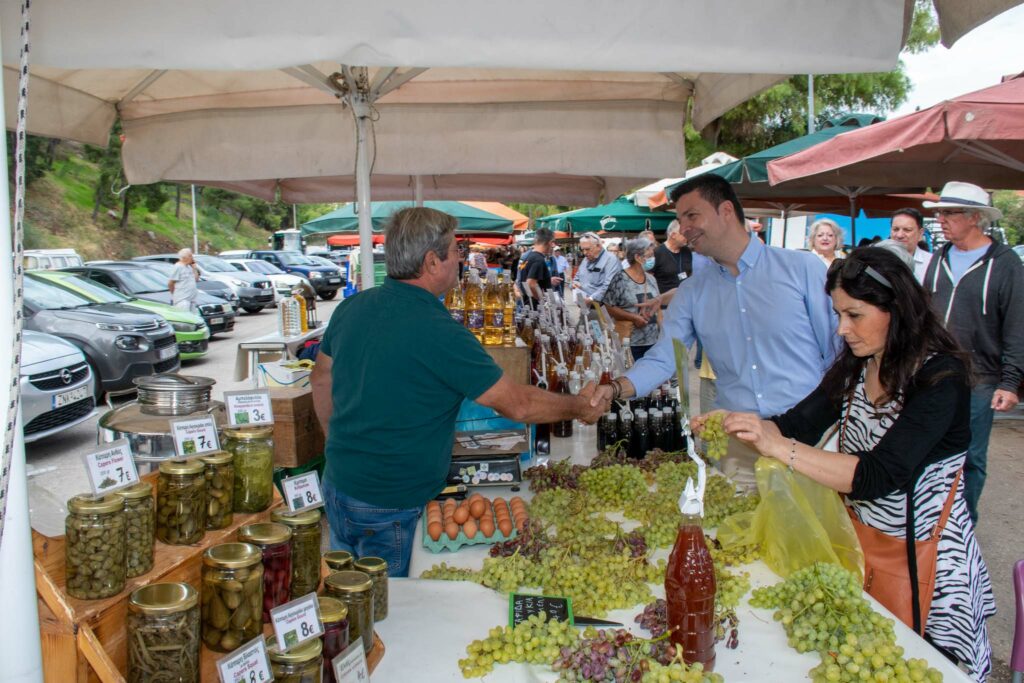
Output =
[
  {"x1": 537, "y1": 551, "x2": 659, "y2": 616},
  {"x1": 529, "y1": 488, "x2": 581, "y2": 524},
  {"x1": 551, "y1": 511, "x2": 622, "y2": 547},
  {"x1": 477, "y1": 553, "x2": 536, "y2": 593},
  {"x1": 458, "y1": 611, "x2": 579, "y2": 678},
  {"x1": 707, "y1": 536, "x2": 762, "y2": 567},
  {"x1": 635, "y1": 508, "x2": 683, "y2": 549},
  {"x1": 703, "y1": 475, "x2": 760, "y2": 527},
  {"x1": 809, "y1": 633, "x2": 944, "y2": 683},
  {"x1": 419, "y1": 562, "x2": 480, "y2": 582},
  {"x1": 641, "y1": 660, "x2": 724, "y2": 683},
  {"x1": 653, "y1": 461, "x2": 698, "y2": 499},
  {"x1": 579, "y1": 464, "x2": 649, "y2": 510},
  {"x1": 697, "y1": 412, "x2": 729, "y2": 461},
  {"x1": 714, "y1": 565, "x2": 751, "y2": 611}
]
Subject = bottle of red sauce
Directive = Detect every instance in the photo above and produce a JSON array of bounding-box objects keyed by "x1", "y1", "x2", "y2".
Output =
[{"x1": 665, "y1": 471, "x2": 717, "y2": 670}]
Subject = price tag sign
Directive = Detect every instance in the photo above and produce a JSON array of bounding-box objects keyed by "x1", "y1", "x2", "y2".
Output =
[
  {"x1": 270, "y1": 592, "x2": 323, "y2": 652},
  {"x1": 223, "y1": 389, "x2": 275, "y2": 427},
  {"x1": 216, "y1": 636, "x2": 274, "y2": 683},
  {"x1": 170, "y1": 416, "x2": 220, "y2": 457},
  {"x1": 332, "y1": 640, "x2": 370, "y2": 683},
  {"x1": 509, "y1": 593, "x2": 574, "y2": 627},
  {"x1": 81, "y1": 439, "x2": 138, "y2": 495},
  {"x1": 280, "y1": 471, "x2": 324, "y2": 512}
]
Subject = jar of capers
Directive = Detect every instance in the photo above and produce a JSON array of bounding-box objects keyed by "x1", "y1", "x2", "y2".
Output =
[
  {"x1": 156, "y1": 459, "x2": 206, "y2": 545},
  {"x1": 199, "y1": 450, "x2": 234, "y2": 530},
  {"x1": 318, "y1": 597, "x2": 349, "y2": 683},
  {"x1": 323, "y1": 550, "x2": 354, "y2": 575},
  {"x1": 65, "y1": 493, "x2": 127, "y2": 600},
  {"x1": 266, "y1": 634, "x2": 323, "y2": 683},
  {"x1": 271, "y1": 508, "x2": 322, "y2": 598},
  {"x1": 127, "y1": 582, "x2": 200, "y2": 683},
  {"x1": 116, "y1": 481, "x2": 154, "y2": 578},
  {"x1": 224, "y1": 426, "x2": 275, "y2": 513},
  {"x1": 238, "y1": 522, "x2": 292, "y2": 622},
  {"x1": 201, "y1": 542, "x2": 264, "y2": 652},
  {"x1": 353, "y1": 556, "x2": 388, "y2": 622},
  {"x1": 323, "y1": 570, "x2": 374, "y2": 655}
]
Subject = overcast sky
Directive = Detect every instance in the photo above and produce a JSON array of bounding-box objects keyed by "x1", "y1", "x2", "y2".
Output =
[{"x1": 892, "y1": 4, "x2": 1024, "y2": 117}]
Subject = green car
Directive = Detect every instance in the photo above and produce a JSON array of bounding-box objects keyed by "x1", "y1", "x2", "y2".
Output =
[{"x1": 33, "y1": 271, "x2": 211, "y2": 360}]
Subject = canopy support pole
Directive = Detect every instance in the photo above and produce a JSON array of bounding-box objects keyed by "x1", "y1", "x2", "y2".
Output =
[
  {"x1": 190, "y1": 184, "x2": 199, "y2": 253},
  {"x1": 414, "y1": 175, "x2": 424, "y2": 206},
  {"x1": 343, "y1": 67, "x2": 376, "y2": 291}
]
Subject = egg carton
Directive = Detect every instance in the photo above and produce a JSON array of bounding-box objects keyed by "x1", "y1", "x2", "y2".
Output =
[{"x1": 421, "y1": 501, "x2": 520, "y2": 553}]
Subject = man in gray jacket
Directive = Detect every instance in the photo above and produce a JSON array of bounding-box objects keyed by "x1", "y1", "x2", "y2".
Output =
[{"x1": 923, "y1": 181, "x2": 1024, "y2": 522}]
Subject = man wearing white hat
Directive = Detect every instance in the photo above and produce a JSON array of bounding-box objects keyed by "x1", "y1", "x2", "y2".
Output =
[{"x1": 922, "y1": 181, "x2": 1024, "y2": 522}]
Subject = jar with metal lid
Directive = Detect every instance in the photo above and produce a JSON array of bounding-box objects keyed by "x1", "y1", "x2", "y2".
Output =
[
  {"x1": 323, "y1": 550, "x2": 353, "y2": 574},
  {"x1": 65, "y1": 493, "x2": 127, "y2": 600},
  {"x1": 318, "y1": 597, "x2": 349, "y2": 683},
  {"x1": 271, "y1": 508, "x2": 322, "y2": 598},
  {"x1": 156, "y1": 459, "x2": 206, "y2": 545},
  {"x1": 323, "y1": 570, "x2": 374, "y2": 655},
  {"x1": 198, "y1": 450, "x2": 234, "y2": 530},
  {"x1": 353, "y1": 556, "x2": 388, "y2": 622},
  {"x1": 201, "y1": 542, "x2": 264, "y2": 652},
  {"x1": 238, "y1": 522, "x2": 292, "y2": 621},
  {"x1": 115, "y1": 481, "x2": 154, "y2": 578},
  {"x1": 224, "y1": 426, "x2": 275, "y2": 512},
  {"x1": 127, "y1": 582, "x2": 200, "y2": 683},
  {"x1": 265, "y1": 634, "x2": 322, "y2": 683}
]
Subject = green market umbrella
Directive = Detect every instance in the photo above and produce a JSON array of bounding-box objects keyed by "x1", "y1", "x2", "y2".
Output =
[
  {"x1": 535, "y1": 196, "x2": 676, "y2": 234},
  {"x1": 301, "y1": 200, "x2": 515, "y2": 236}
]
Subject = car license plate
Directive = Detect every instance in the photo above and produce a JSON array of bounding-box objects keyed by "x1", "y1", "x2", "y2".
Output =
[
  {"x1": 52, "y1": 385, "x2": 88, "y2": 408},
  {"x1": 328, "y1": 278, "x2": 341, "y2": 284},
  {"x1": 210, "y1": 317, "x2": 224, "y2": 325},
  {"x1": 158, "y1": 345, "x2": 177, "y2": 360}
]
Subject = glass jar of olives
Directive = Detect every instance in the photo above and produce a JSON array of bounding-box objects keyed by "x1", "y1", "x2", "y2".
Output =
[
  {"x1": 318, "y1": 597, "x2": 349, "y2": 683},
  {"x1": 116, "y1": 481, "x2": 154, "y2": 578},
  {"x1": 156, "y1": 459, "x2": 206, "y2": 545},
  {"x1": 266, "y1": 634, "x2": 323, "y2": 683},
  {"x1": 238, "y1": 522, "x2": 293, "y2": 622},
  {"x1": 271, "y1": 508, "x2": 322, "y2": 598},
  {"x1": 323, "y1": 550, "x2": 353, "y2": 574},
  {"x1": 199, "y1": 450, "x2": 234, "y2": 530},
  {"x1": 65, "y1": 493, "x2": 127, "y2": 600},
  {"x1": 323, "y1": 570, "x2": 374, "y2": 655},
  {"x1": 127, "y1": 582, "x2": 201, "y2": 683},
  {"x1": 223, "y1": 426, "x2": 275, "y2": 513},
  {"x1": 201, "y1": 542, "x2": 264, "y2": 652},
  {"x1": 352, "y1": 556, "x2": 388, "y2": 622}
]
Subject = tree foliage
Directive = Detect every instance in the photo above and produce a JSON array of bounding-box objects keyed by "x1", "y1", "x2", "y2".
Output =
[{"x1": 6, "y1": 132, "x2": 57, "y2": 185}]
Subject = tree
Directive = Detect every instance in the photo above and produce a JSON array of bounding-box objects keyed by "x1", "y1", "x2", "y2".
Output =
[
  {"x1": 6, "y1": 132, "x2": 56, "y2": 185},
  {"x1": 83, "y1": 126, "x2": 125, "y2": 220},
  {"x1": 994, "y1": 191, "x2": 1024, "y2": 246}
]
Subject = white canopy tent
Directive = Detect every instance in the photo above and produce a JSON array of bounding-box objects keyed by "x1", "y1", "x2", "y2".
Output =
[{"x1": 631, "y1": 152, "x2": 739, "y2": 207}]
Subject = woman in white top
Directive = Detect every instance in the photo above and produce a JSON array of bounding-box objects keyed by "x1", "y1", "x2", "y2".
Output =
[{"x1": 808, "y1": 218, "x2": 846, "y2": 267}]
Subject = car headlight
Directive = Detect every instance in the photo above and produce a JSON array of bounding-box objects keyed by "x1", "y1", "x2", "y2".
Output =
[
  {"x1": 230, "y1": 278, "x2": 246, "y2": 287},
  {"x1": 171, "y1": 322, "x2": 199, "y2": 332},
  {"x1": 114, "y1": 335, "x2": 147, "y2": 351},
  {"x1": 309, "y1": 271, "x2": 322, "y2": 279},
  {"x1": 96, "y1": 322, "x2": 130, "y2": 331}
]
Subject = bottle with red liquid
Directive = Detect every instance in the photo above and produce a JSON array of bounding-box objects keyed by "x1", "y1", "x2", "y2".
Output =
[{"x1": 665, "y1": 474, "x2": 717, "y2": 670}]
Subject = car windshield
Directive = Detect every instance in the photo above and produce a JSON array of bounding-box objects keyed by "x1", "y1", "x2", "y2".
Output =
[
  {"x1": 54, "y1": 275, "x2": 130, "y2": 303},
  {"x1": 195, "y1": 255, "x2": 236, "y2": 272},
  {"x1": 247, "y1": 260, "x2": 284, "y2": 275},
  {"x1": 137, "y1": 260, "x2": 173, "y2": 276},
  {"x1": 114, "y1": 268, "x2": 171, "y2": 294},
  {"x1": 24, "y1": 276, "x2": 94, "y2": 310},
  {"x1": 277, "y1": 251, "x2": 316, "y2": 266}
]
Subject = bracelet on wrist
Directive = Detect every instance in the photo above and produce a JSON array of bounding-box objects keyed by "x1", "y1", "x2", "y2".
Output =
[{"x1": 611, "y1": 379, "x2": 621, "y2": 401}]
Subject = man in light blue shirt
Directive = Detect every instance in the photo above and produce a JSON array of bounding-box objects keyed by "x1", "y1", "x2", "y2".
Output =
[
  {"x1": 571, "y1": 232, "x2": 622, "y2": 305},
  {"x1": 594, "y1": 174, "x2": 839, "y2": 421}
]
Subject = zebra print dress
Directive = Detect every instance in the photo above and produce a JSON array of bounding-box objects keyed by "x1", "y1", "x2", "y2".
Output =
[{"x1": 841, "y1": 379, "x2": 997, "y2": 681}]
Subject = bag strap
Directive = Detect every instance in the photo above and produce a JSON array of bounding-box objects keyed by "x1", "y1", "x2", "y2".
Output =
[{"x1": 930, "y1": 468, "x2": 962, "y2": 541}]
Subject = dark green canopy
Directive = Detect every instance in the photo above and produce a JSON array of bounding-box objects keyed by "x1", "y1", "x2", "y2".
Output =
[
  {"x1": 535, "y1": 196, "x2": 675, "y2": 233},
  {"x1": 301, "y1": 200, "x2": 514, "y2": 236}
]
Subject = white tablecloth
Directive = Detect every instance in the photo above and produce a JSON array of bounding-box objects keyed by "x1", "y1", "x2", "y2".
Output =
[{"x1": 233, "y1": 324, "x2": 326, "y2": 381}]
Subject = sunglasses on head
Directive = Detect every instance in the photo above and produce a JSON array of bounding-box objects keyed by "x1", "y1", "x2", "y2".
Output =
[{"x1": 828, "y1": 257, "x2": 893, "y2": 290}]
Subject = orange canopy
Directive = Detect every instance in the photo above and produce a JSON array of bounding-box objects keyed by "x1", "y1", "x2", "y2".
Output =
[
  {"x1": 327, "y1": 233, "x2": 386, "y2": 247},
  {"x1": 462, "y1": 201, "x2": 530, "y2": 231}
]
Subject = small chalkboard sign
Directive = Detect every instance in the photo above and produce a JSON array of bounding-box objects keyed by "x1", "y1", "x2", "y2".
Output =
[{"x1": 509, "y1": 593, "x2": 574, "y2": 627}]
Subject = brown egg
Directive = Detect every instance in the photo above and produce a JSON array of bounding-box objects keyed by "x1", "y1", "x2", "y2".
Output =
[
  {"x1": 445, "y1": 522, "x2": 460, "y2": 540},
  {"x1": 498, "y1": 519, "x2": 513, "y2": 536},
  {"x1": 514, "y1": 517, "x2": 526, "y2": 532},
  {"x1": 462, "y1": 519, "x2": 478, "y2": 539},
  {"x1": 479, "y1": 518, "x2": 495, "y2": 537},
  {"x1": 427, "y1": 501, "x2": 441, "y2": 514},
  {"x1": 443, "y1": 498, "x2": 456, "y2": 512},
  {"x1": 510, "y1": 496, "x2": 525, "y2": 507},
  {"x1": 469, "y1": 498, "x2": 487, "y2": 519},
  {"x1": 453, "y1": 505, "x2": 470, "y2": 525},
  {"x1": 427, "y1": 521, "x2": 443, "y2": 541},
  {"x1": 493, "y1": 499, "x2": 509, "y2": 517}
]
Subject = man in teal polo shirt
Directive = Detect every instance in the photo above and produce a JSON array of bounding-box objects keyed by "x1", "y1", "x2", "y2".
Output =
[{"x1": 311, "y1": 207, "x2": 607, "y2": 576}]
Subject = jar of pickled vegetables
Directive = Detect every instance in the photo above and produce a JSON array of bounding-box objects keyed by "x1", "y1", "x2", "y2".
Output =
[
  {"x1": 318, "y1": 597, "x2": 349, "y2": 683},
  {"x1": 271, "y1": 508, "x2": 322, "y2": 597},
  {"x1": 323, "y1": 570, "x2": 374, "y2": 655},
  {"x1": 224, "y1": 426, "x2": 275, "y2": 513},
  {"x1": 127, "y1": 582, "x2": 200, "y2": 683},
  {"x1": 353, "y1": 556, "x2": 388, "y2": 622},
  {"x1": 156, "y1": 459, "x2": 206, "y2": 545},
  {"x1": 201, "y1": 542, "x2": 264, "y2": 652},
  {"x1": 266, "y1": 634, "x2": 322, "y2": 683},
  {"x1": 65, "y1": 493, "x2": 127, "y2": 600},
  {"x1": 199, "y1": 450, "x2": 234, "y2": 530},
  {"x1": 323, "y1": 550, "x2": 353, "y2": 574},
  {"x1": 116, "y1": 481, "x2": 154, "y2": 578},
  {"x1": 238, "y1": 522, "x2": 292, "y2": 622}
]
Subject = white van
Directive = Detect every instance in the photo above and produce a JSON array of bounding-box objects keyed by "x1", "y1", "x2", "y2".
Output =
[{"x1": 24, "y1": 249, "x2": 85, "y2": 270}]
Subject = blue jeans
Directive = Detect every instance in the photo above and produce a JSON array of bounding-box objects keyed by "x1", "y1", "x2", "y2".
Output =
[
  {"x1": 322, "y1": 479, "x2": 422, "y2": 577},
  {"x1": 632, "y1": 344, "x2": 654, "y2": 361},
  {"x1": 964, "y1": 384, "x2": 996, "y2": 523}
]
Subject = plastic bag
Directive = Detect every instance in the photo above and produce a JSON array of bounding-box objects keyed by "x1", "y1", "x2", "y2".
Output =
[{"x1": 718, "y1": 457, "x2": 864, "y2": 579}]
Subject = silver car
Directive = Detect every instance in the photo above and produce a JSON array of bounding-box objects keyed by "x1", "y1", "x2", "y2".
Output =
[{"x1": 20, "y1": 330, "x2": 97, "y2": 442}]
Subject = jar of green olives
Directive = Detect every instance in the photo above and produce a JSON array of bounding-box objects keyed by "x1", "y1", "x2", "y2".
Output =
[
  {"x1": 116, "y1": 481, "x2": 154, "y2": 578},
  {"x1": 238, "y1": 522, "x2": 293, "y2": 622},
  {"x1": 353, "y1": 557, "x2": 388, "y2": 622},
  {"x1": 201, "y1": 542, "x2": 264, "y2": 652},
  {"x1": 157, "y1": 459, "x2": 206, "y2": 545},
  {"x1": 127, "y1": 582, "x2": 200, "y2": 683},
  {"x1": 199, "y1": 450, "x2": 234, "y2": 530},
  {"x1": 266, "y1": 634, "x2": 323, "y2": 683},
  {"x1": 271, "y1": 508, "x2": 322, "y2": 598},
  {"x1": 224, "y1": 426, "x2": 275, "y2": 513},
  {"x1": 318, "y1": 597, "x2": 349, "y2": 683},
  {"x1": 65, "y1": 493, "x2": 127, "y2": 600},
  {"x1": 323, "y1": 550, "x2": 353, "y2": 574},
  {"x1": 323, "y1": 570, "x2": 374, "y2": 655}
]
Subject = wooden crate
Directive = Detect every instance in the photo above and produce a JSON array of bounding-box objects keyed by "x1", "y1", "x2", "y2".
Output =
[
  {"x1": 485, "y1": 345, "x2": 530, "y2": 384},
  {"x1": 269, "y1": 387, "x2": 324, "y2": 468}
]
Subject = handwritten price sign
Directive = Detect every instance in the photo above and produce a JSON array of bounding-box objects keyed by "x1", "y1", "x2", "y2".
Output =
[
  {"x1": 82, "y1": 440, "x2": 138, "y2": 494},
  {"x1": 223, "y1": 389, "x2": 274, "y2": 427},
  {"x1": 170, "y1": 416, "x2": 220, "y2": 457}
]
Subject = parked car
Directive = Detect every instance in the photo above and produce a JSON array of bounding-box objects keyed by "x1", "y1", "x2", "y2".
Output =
[
  {"x1": 134, "y1": 254, "x2": 275, "y2": 313},
  {"x1": 1013, "y1": 245, "x2": 1024, "y2": 262},
  {"x1": 224, "y1": 258, "x2": 312, "y2": 303},
  {"x1": 305, "y1": 247, "x2": 348, "y2": 266},
  {"x1": 61, "y1": 262, "x2": 236, "y2": 336},
  {"x1": 23, "y1": 273, "x2": 180, "y2": 398},
  {"x1": 248, "y1": 250, "x2": 344, "y2": 300},
  {"x1": 113, "y1": 259, "x2": 240, "y2": 310},
  {"x1": 24, "y1": 248, "x2": 84, "y2": 271},
  {"x1": 34, "y1": 270, "x2": 211, "y2": 359},
  {"x1": 21, "y1": 330, "x2": 97, "y2": 442}
]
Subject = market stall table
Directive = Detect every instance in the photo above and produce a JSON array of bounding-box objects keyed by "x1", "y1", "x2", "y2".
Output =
[{"x1": 233, "y1": 323, "x2": 326, "y2": 383}]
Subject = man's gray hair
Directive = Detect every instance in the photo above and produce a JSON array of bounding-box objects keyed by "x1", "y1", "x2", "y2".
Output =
[
  {"x1": 579, "y1": 232, "x2": 601, "y2": 247},
  {"x1": 666, "y1": 220, "x2": 681, "y2": 237},
  {"x1": 178, "y1": 247, "x2": 193, "y2": 258},
  {"x1": 624, "y1": 237, "x2": 652, "y2": 265},
  {"x1": 971, "y1": 210, "x2": 992, "y2": 230},
  {"x1": 872, "y1": 239, "x2": 915, "y2": 270},
  {"x1": 384, "y1": 207, "x2": 457, "y2": 280}
]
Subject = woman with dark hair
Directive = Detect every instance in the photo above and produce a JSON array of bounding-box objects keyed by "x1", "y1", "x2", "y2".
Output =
[{"x1": 694, "y1": 247, "x2": 995, "y2": 680}]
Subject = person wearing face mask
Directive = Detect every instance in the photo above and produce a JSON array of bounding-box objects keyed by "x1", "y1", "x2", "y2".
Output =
[{"x1": 603, "y1": 237, "x2": 661, "y2": 360}]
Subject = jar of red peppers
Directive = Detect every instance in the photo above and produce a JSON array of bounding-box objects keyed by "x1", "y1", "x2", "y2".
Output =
[
  {"x1": 352, "y1": 556, "x2": 388, "y2": 622},
  {"x1": 323, "y1": 570, "x2": 374, "y2": 655},
  {"x1": 271, "y1": 508, "x2": 322, "y2": 598},
  {"x1": 317, "y1": 596, "x2": 349, "y2": 683},
  {"x1": 237, "y1": 522, "x2": 292, "y2": 622},
  {"x1": 323, "y1": 550, "x2": 353, "y2": 575}
]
